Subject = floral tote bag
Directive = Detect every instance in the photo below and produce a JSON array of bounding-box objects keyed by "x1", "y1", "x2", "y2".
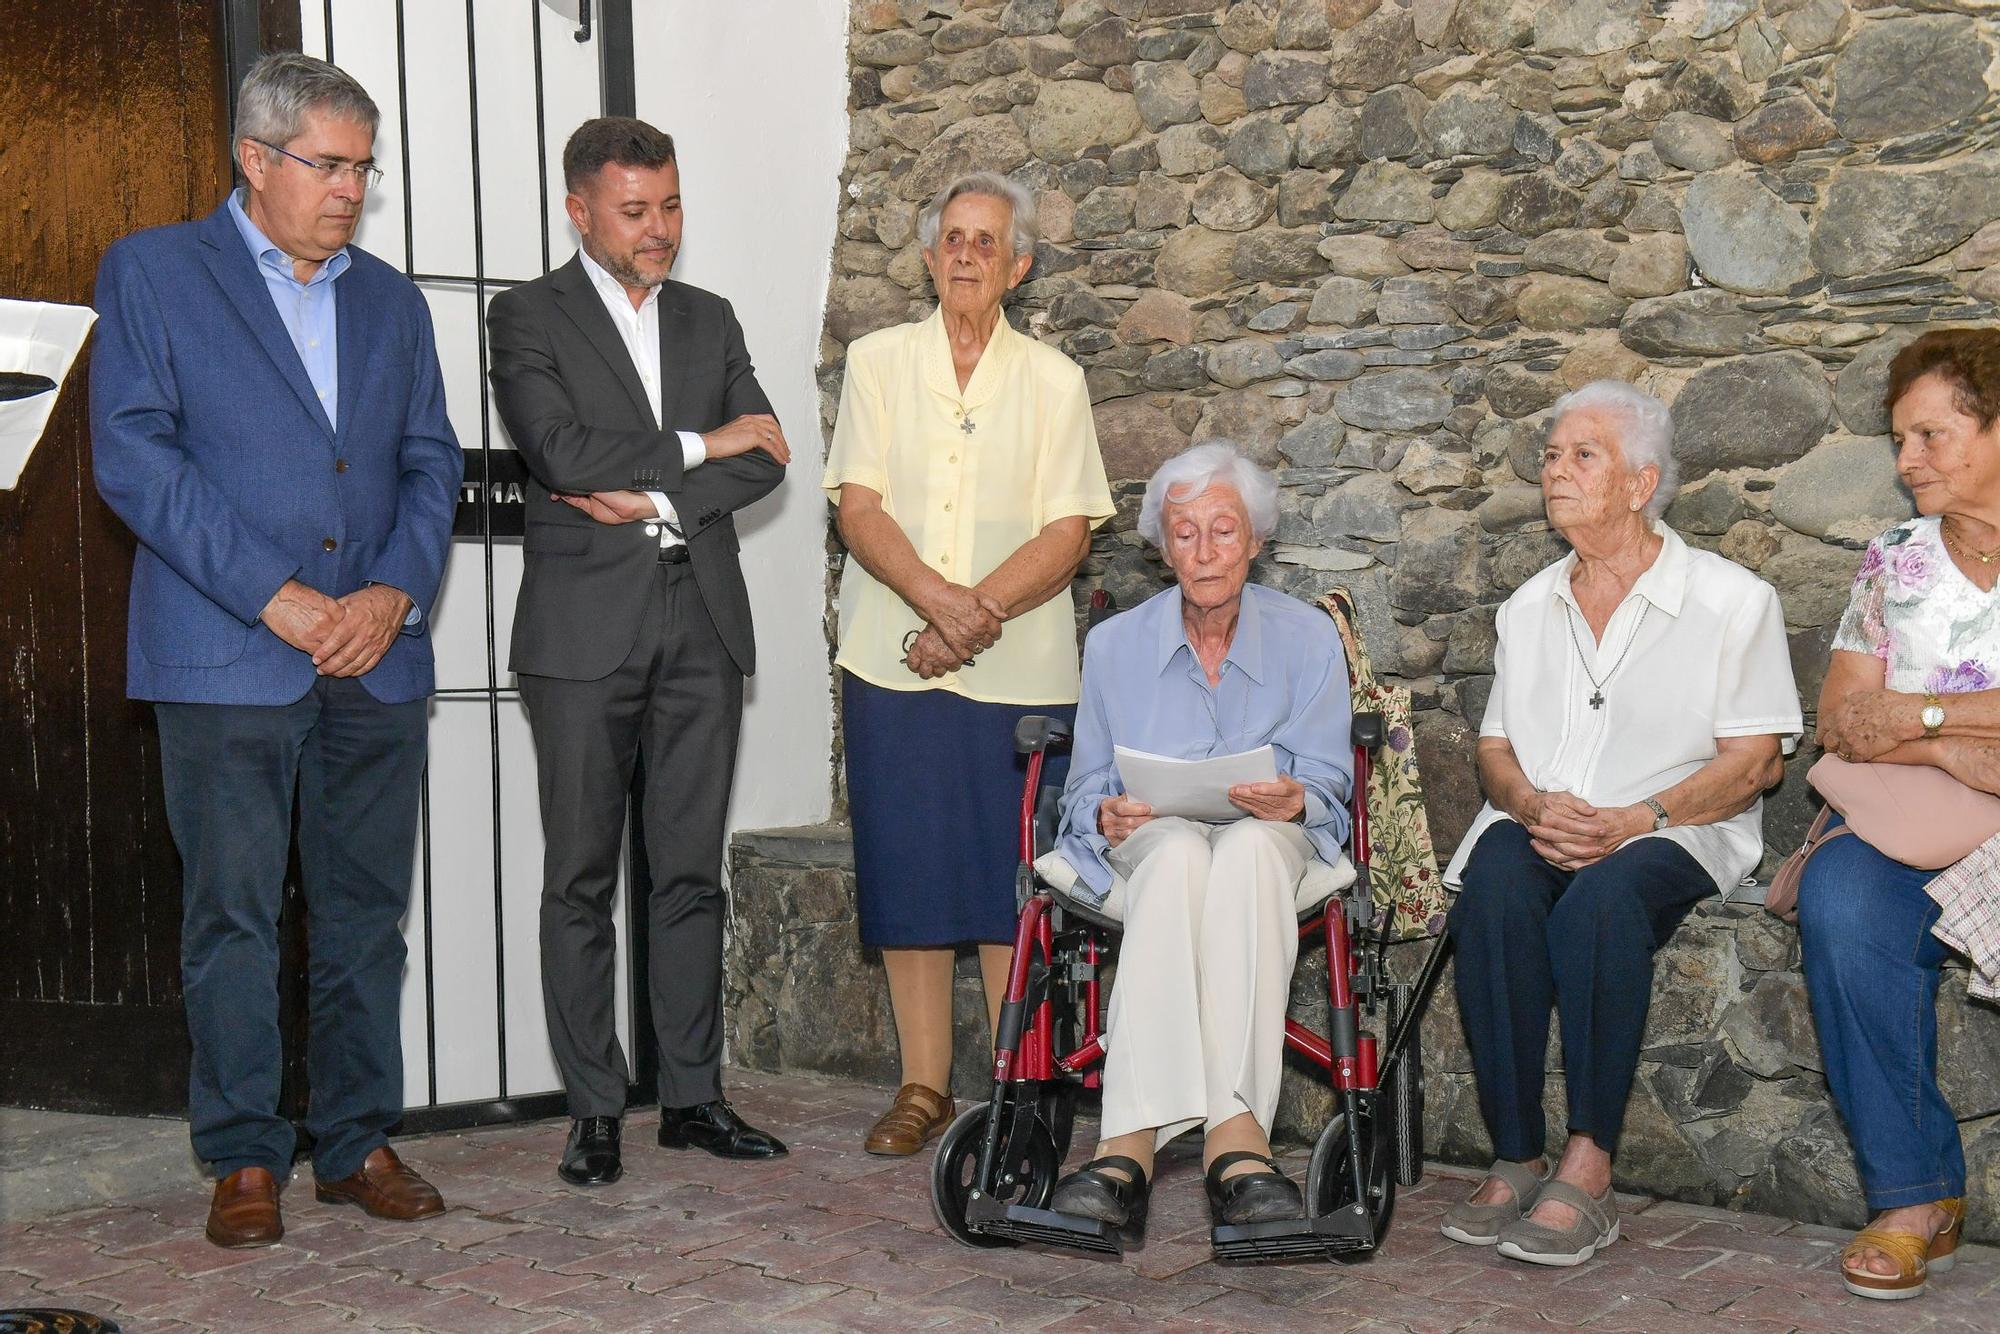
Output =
[{"x1": 1318, "y1": 590, "x2": 1449, "y2": 939}]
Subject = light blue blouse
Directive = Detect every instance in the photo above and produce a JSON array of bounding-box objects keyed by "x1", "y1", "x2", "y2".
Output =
[{"x1": 1057, "y1": 583, "x2": 1354, "y2": 902}]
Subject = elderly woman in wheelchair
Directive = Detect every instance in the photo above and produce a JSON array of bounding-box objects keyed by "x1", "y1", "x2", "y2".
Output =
[{"x1": 1042, "y1": 441, "x2": 1354, "y2": 1241}]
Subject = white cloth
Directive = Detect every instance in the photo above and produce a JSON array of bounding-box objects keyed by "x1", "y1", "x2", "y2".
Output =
[
  {"x1": 574, "y1": 247, "x2": 705, "y2": 548},
  {"x1": 1443, "y1": 522, "x2": 1803, "y2": 893},
  {"x1": 1091, "y1": 817, "x2": 1327, "y2": 1150},
  {"x1": 0, "y1": 298, "x2": 96, "y2": 489}
]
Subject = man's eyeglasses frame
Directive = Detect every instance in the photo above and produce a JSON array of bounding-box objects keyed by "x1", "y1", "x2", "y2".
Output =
[{"x1": 253, "y1": 138, "x2": 385, "y2": 191}]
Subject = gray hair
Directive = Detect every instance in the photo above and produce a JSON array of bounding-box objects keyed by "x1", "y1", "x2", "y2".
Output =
[
  {"x1": 1138, "y1": 441, "x2": 1281, "y2": 547},
  {"x1": 917, "y1": 171, "x2": 1039, "y2": 259},
  {"x1": 233, "y1": 52, "x2": 379, "y2": 155},
  {"x1": 1548, "y1": 379, "x2": 1680, "y2": 519}
]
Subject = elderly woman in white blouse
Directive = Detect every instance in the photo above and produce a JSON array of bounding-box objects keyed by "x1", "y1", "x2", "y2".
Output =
[{"x1": 1439, "y1": 381, "x2": 1802, "y2": 1268}]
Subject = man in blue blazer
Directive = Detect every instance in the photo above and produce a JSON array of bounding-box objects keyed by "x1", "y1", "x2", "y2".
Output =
[{"x1": 90, "y1": 53, "x2": 461, "y2": 1249}]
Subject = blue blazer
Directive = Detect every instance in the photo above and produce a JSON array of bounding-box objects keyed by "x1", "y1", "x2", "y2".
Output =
[{"x1": 90, "y1": 203, "x2": 463, "y2": 706}]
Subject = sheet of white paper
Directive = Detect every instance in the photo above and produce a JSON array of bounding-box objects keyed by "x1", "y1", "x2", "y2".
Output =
[
  {"x1": 0, "y1": 298, "x2": 98, "y2": 490},
  {"x1": 1115, "y1": 744, "x2": 1279, "y2": 822}
]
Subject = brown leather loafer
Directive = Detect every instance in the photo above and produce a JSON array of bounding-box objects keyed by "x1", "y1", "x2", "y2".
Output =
[
  {"x1": 313, "y1": 1145, "x2": 445, "y2": 1220},
  {"x1": 864, "y1": 1083, "x2": 954, "y2": 1156},
  {"x1": 206, "y1": 1165, "x2": 283, "y2": 1248}
]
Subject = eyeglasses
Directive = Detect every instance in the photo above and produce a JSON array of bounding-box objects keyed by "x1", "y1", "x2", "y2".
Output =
[{"x1": 254, "y1": 139, "x2": 385, "y2": 190}]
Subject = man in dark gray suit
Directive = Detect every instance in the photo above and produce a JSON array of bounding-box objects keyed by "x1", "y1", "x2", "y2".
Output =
[{"x1": 487, "y1": 117, "x2": 789, "y2": 1185}]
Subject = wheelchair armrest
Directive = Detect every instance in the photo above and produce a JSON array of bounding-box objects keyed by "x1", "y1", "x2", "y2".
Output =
[
  {"x1": 1014, "y1": 715, "x2": 1074, "y2": 755},
  {"x1": 1351, "y1": 711, "x2": 1385, "y2": 750}
]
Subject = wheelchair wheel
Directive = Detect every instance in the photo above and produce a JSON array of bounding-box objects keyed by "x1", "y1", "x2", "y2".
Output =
[
  {"x1": 1038, "y1": 1083, "x2": 1077, "y2": 1163},
  {"x1": 1388, "y1": 981, "x2": 1424, "y2": 1186},
  {"x1": 929, "y1": 1101, "x2": 1061, "y2": 1249},
  {"x1": 1306, "y1": 1100, "x2": 1396, "y2": 1249}
]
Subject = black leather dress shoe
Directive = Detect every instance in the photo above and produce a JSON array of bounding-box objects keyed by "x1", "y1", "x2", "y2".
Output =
[
  {"x1": 1205, "y1": 1150, "x2": 1305, "y2": 1225},
  {"x1": 1050, "y1": 1155, "x2": 1151, "y2": 1243},
  {"x1": 558, "y1": 1116, "x2": 623, "y2": 1186},
  {"x1": 658, "y1": 1100, "x2": 788, "y2": 1159}
]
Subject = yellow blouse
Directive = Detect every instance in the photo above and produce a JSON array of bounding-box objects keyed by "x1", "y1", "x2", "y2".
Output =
[{"x1": 822, "y1": 308, "x2": 1114, "y2": 705}]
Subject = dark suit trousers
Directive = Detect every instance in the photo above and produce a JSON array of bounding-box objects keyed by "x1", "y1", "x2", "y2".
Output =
[
  {"x1": 156, "y1": 676, "x2": 425, "y2": 1182},
  {"x1": 519, "y1": 560, "x2": 743, "y2": 1117}
]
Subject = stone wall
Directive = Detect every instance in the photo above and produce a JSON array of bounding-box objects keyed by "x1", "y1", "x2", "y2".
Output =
[{"x1": 823, "y1": 0, "x2": 2000, "y2": 865}]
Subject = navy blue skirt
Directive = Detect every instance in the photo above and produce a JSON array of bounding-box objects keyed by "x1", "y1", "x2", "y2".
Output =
[{"x1": 842, "y1": 672, "x2": 1072, "y2": 948}]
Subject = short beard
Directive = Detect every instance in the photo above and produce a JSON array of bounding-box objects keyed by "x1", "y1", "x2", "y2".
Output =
[{"x1": 588, "y1": 241, "x2": 670, "y2": 291}]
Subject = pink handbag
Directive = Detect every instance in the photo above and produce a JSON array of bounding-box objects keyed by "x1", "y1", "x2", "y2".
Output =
[
  {"x1": 1806, "y1": 756, "x2": 2000, "y2": 869},
  {"x1": 1766, "y1": 758, "x2": 2000, "y2": 922}
]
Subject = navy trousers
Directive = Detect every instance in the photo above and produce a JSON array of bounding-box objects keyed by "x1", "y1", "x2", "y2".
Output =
[
  {"x1": 156, "y1": 675, "x2": 426, "y2": 1181},
  {"x1": 1448, "y1": 820, "x2": 1713, "y2": 1159}
]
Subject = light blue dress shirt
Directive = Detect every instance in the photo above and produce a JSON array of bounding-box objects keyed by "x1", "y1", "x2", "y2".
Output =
[
  {"x1": 1057, "y1": 582, "x2": 1355, "y2": 902},
  {"x1": 227, "y1": 192, "x2": 418, "y2": 626},
  {"x1": 227, "y1": 190, "x2": 348, "y2": 430}
]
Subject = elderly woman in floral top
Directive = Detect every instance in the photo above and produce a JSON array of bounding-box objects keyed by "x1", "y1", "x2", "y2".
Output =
[{"x1": 1804, "y1": 328, "x2": 2000, "y2": 1301}]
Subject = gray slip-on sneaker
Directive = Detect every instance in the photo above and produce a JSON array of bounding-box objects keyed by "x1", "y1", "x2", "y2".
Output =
[
  {"x1": 1439, "y1": 1158, "x2": 1549, "y2": 1246},
  {"x1": 1494, "y1": 1180, "x2": 1619, "y2": 1267}
]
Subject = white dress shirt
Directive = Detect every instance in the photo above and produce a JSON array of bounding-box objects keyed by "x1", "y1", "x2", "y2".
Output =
[
  {"x1": 576, "y1": 246, "x2": 706, "y2": 547},
  {"x1": 1443, "y1": 522, "x2": 1803, "y2": 893}
]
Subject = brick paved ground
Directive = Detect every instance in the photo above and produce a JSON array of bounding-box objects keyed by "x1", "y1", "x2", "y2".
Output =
[{"x1": 3, "y1": 1069, "x2": 1994, "y2": 1332}]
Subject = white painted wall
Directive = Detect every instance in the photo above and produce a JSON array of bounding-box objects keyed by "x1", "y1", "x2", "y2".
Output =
[
  {"x1": 297, "y1": 0, "x2": 845, "y2": 1111},
  {"x1": 632, "y1": 1, "x2": 847, "y2": 835}
]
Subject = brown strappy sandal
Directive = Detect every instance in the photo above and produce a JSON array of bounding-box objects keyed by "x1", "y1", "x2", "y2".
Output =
[
  {"x1": 1840, "y1": 1197, "x2": 1966, "y2": 1300},
  {"x1": 864, "y1": 1082, "x2": 954, "y2": 1156}
]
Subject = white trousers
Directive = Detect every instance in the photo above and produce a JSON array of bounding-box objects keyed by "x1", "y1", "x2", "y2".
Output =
[{"x1": 1097, "y1": 816, "x2": 1316, "y2": 1149}]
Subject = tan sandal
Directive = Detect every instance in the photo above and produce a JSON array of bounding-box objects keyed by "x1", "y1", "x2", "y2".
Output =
[
  {"x1": 1840, "y1": 1197, "x2": 1966, "y2": 1300},
  {"x1": 864, "y1": 1083, "x2": 953, "y2": 1156}
]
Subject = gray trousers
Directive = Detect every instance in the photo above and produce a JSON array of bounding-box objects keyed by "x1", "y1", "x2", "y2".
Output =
[{"x1": 518, "y1": 561, "x2": 743, "y2": 1117}]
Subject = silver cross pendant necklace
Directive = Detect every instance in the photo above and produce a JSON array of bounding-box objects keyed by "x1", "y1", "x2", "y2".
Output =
[
  {"x1": 1562, "y1": 600, "x2": 1649, "y2": 710},
  {"x1": 956, "y1": 408, "x2": 976, "y2": 435}
]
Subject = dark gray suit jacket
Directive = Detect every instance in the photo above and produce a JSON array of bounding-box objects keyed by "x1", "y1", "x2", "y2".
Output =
[{"x1": 487, "y1": 256, "x2": 783, "y2": 679}]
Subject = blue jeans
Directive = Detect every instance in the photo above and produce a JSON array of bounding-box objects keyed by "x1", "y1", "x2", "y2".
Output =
[
  {"x1": 1797, "y1": 813, "x2": 1965, "y2": 1211},
  {"x1": 156, "y1": 676, "x2": 426, "y2": 1182},
  {"x1": 1449, "y1": 820, "x2": 1714, "y2": 1159}
]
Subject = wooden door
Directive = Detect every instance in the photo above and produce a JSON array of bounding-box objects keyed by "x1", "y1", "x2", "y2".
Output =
[{"x1": 0, "y1": 0, "x2": 294, "y2": 1116}]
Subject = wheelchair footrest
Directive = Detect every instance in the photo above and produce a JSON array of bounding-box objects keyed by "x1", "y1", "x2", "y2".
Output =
[
  {"x1": 967, "y1": 1197, "x2": 1126, "y2": 1256},
  {"x1": 1210, "y1": 1205, "x2": 1377, "y2": 1263}
]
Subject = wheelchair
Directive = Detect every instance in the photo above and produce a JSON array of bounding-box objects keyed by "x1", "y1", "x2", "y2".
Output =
[{"x1": 928, "y1": 593, "x2": 1454, "y2": 1264}]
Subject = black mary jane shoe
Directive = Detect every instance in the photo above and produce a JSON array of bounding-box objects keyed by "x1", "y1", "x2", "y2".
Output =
[
  {"x1": 1049, "y1": 1155, "x2": 1152, "y2": 1240},
  {"x1": 658, "y1": 1099, "x2": 789, "y2": 1160},
  {"x1": 1205, "y1": 1151, "x2": 1305, "y2": 1226},
  {"x1": 558, "y1": 1115, "x2": 624, "y2": 1186}
]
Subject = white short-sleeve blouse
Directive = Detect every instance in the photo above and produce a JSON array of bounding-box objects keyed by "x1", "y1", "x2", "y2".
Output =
[{"x1": 1443, "y1": 522, "x2": 1805, "y2": 893}]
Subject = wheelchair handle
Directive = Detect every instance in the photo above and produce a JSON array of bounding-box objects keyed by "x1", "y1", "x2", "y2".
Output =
[
  {"x1": 1351, "y1": 711, "x2": 1385, "y2": 750},
  {"x1": 1014, "y1": 715, "x2": 1073, "y2": 755}
]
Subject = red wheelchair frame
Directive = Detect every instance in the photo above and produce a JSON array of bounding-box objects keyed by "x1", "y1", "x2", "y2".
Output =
[{"x1": 929, "y1": 600, "x2": 1455, "y2": 1264}]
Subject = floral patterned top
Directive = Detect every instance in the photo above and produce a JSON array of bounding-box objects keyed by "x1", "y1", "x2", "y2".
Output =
[{"x1": 1833, "y1": 517, "x2": 2000, "y2": 693}]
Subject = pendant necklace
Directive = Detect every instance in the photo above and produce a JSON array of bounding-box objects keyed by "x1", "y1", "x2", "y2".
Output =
[
  {"x1": 1562, "y1": 600, "x2": 1649, "y2": 711},
  {"x1": 956, "y1": 407, "x2": 976, "y2": 435},
  {"x1": 1942, "y1": 517, "x2": 2000, "y2": 565}
]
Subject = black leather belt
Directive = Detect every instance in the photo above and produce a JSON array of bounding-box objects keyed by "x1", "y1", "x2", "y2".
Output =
[{"x1": 657, "y1": 543, "x2": 691, "y2": 565}]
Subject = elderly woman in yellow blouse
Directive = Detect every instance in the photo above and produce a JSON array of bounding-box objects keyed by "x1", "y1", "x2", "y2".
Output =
[{"x1": 822, "y1": 171, "x2": 1113, "y2": 1156}]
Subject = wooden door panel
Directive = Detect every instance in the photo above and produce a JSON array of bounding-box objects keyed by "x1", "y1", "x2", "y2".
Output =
[{"x1": 0, "y1": 0, "x2": 259, "y2": 1115}]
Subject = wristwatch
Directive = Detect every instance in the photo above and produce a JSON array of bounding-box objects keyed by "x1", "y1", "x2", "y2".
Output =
[
  {"x1": 1643, "y1": 797, "x2": 1670, "y2": 831},
  {"x1": 1922, "y1": 692, "x2": 1946, "y2": 740}
]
